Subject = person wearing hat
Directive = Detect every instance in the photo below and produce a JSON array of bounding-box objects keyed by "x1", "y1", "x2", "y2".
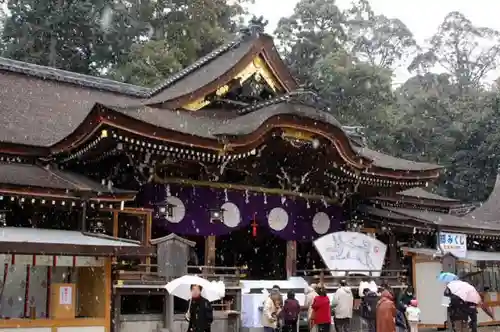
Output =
[{"x1": 262, "y1": 285, "x2": 282, "y2": 332}]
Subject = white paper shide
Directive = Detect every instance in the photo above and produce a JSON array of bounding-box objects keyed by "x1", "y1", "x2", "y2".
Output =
[{"x1": 313, "y1": 231, "x2": 387, "y2": 277}]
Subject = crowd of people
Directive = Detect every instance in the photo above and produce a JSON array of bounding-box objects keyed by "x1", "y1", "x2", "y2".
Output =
[
  {"x1": 183, "y1": 279, "x2": 492, "y2": 332},
  {"x1": 260, "y1": 282, "x2": 421, "y2": 332}
]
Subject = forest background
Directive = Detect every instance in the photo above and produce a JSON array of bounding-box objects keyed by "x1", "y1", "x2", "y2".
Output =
[{"x1": 2, "y1": 0, "x2": 500, "y2": 202}]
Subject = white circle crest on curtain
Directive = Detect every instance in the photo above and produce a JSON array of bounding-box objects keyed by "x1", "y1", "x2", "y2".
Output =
[
  {"x1": 221, "y1": 202, "x2": 241, "y2": 228},
  {"x1": 165, "y1": 196, "x2": 185, "y2": 223},
  {"x1": 268, "y1": 207, "x2": 289, "y2": 231},
  {"x1": 312, "y1": 212, "x2": 330, "y2": 235}
]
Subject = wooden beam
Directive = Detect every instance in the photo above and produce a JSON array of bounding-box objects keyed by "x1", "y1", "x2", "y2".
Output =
[
  {"x1": 145, "y1": 211, "x2": 152, "y2": 272},
  {"x1": 204, "y1": 235, "x2": 216, "y2": 267},
  {"x1": 145, "y1": 211, "x2": 152, "y2": 246},
  {"x1": 112, "y1": 211, "x2": 119, "y2": 238},
  {"x1": 0, "y1": 242, "x2": 155, "y2": 257},
  {"x1": 112, "y1": 293, "x2": 121, "y2": 332},
  {"x1": 155, "y1": 176, "x2": 339, "y2": 203},
  {"x1": 286, "y1": 240, "x2": 297, "y2": 278},
  {"x1": 105, "y1": 259, "x2": 112, "y2": 332}
]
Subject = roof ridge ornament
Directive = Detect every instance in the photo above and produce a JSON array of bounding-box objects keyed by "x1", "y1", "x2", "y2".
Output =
[{"x1": 240, "y1": 15, "x2": 268, "y2": 38}]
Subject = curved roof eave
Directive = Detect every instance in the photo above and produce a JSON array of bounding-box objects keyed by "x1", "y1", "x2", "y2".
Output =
[{"x1": 39, "y1": 101, "x2": 441, "y2": 180}]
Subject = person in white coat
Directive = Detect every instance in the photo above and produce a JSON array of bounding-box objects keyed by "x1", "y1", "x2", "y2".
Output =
[
  {"x1": 304, "y1": 284, "x2": 319, "y2": 332},
  {"x1": 262, "y1": 287, "x2": 282, "y2": 332},
  {"x1": 332, "y1": 280, "x2": 354, "y2": 332}
]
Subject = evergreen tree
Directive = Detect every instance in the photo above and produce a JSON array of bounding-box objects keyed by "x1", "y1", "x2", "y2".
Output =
[{"x1": 2, "y1": 0, "x2": 147, "y2": 74}]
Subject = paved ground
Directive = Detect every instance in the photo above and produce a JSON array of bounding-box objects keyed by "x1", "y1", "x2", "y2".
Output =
[{"x1": 420, "y1": 328, "x2": 500, "y2": 332}]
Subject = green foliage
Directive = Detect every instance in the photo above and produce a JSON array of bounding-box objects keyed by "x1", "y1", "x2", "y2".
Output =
[
  {"x1": 108, "y1": 40, "x2": 184, "y2": 87},
  {"x1": 2, "y1": 0, "x2": 147, "y2": 74},
  {"x1": 276, "y1": 0, "x2": 500, "y2": 201},
  {"x1": 107, "y1": 0, "x2": 248, "y2": 83}
]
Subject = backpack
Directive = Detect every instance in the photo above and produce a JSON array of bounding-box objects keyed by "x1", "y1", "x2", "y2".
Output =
[
  {"x1": 361, "y1": 293, "x2": 379, "y2": 320},
  {"x1": 283, "y1": 299, "x2": 300, "y2": 321}
]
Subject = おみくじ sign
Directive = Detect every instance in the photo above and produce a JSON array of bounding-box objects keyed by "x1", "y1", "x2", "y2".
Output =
[{"x1": 437, "y1": 232, "x2": 467, "y2": 258}]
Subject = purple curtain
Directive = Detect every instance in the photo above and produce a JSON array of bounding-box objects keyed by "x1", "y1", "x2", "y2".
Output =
[{"x1": 140, "y1": 183, "x2": 344, "y2": 241}]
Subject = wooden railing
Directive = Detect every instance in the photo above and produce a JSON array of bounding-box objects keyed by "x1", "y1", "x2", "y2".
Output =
[
  {"x1": 296, "y1": 269, "x2": 407, "y2": 288},
  {"x1": 113, "y1": 263, "x2": 242, "y2": 286}
]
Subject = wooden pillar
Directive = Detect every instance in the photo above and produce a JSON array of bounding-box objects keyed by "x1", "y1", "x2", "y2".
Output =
[
  {"x1": 112, "y1": 211, "x2": 119, "y2": 238},
  {"x1": 145, "y1": 212, "x2": 152, "y2": 272},
  {"x1": 204, "y1": 235, "x2": 216, "y2": 275},
  {"x1": 286, "y1": 240, "x2": 297, "y2": 278},
  {"x1": 388, "y1": 233, "x2": 400, "y2": 275},
  {"x1": 164, "y1": 293, "x2": 174, "y2": 330},
  {"x1": 113, "y1": 292, "x2": 121, "y2": 332}
]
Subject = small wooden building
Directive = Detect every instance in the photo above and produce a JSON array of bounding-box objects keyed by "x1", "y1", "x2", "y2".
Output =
[{"x1": 0, "y1": 163, "x2": 154, "y2": 332}]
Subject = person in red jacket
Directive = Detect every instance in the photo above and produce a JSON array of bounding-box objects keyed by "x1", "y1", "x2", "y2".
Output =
[{"x1": 311, "y1": 287, "x2": 331, "y2": 332}]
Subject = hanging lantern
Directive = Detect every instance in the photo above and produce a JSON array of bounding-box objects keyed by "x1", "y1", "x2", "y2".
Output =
[
  {"x1": 153, "y1": 199, "x2": 176, "y2": 219},
  {"x1": 251, "y1": 213, "x2": 258, "y2": 237},
  {"x1": 209, "y1": 207, "x2": 224, "y2": 224}
]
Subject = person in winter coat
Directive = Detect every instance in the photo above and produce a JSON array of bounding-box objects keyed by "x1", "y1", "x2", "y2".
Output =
[
  {"x1": 398, "y1": 286, "x2": 415, "y2": 307},
  {"x1": 332, "y1": 280, "x2": 353, "y2": 332},
  {"x1": 376, "y1": 290, "x2": 397, "y2": 332},
  {"x1": 396, "y1": 286, "x2": 414, "y2": 332},
  {"x1": 280, "y1": 290, "x2": 301, "y2": 332},
  {"x1": 186, "y1": 285, "x2": 213, "y2": 332},
  {"x1": 405, "y1": 299, "x2": 421, "y2": 332},
  {"x1": 360, "y1": 288, "x2": 379, "y2": 332},
  {"x1": 311, "y1": 287, "x2": 332, "y2": 332},
  {"x1": 304, "y1": 284, "x2": 319, "y2": 332},
  {"x1": 444, "y1": 287, "x2": 470, "y2": 332},
  {"x1": 395, "y1": 300, "x2": 409, "y2": 332},
  {"x1": 262, "y1": 288, "x2": 282, "y2": 332}
]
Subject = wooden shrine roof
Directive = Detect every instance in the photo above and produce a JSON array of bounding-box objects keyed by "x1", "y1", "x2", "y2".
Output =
[
  {"x1": 0, "y1": 227, "x2": 154, "y2": 256},
  {"x1": 0, "y1": 32, "x2": 292, "y2": 148},
  {"x1": 0, "y1": 162, "x2": 136, "y2": 201},
  {"x1": 363, "y1": 176, "x2": 500, "y2": 234},
  {"x1": 0, "y1": 31, "x2": 294, "y2": 100},
  {"x1": 397, "y1": 187, "x2": 459, "y2": 202},
  {"x1": 464, "y1": 174, "x2": 500, "y2": 222},
  {"x1": 99, "y1": 99, "x2": 441, "y2": 172},
  {"x1": 0, "y1": 23, "x2": 441, "y2": 178},
  {"x1": 352, "y1": 147, "x2": 439, "y2": 172}
]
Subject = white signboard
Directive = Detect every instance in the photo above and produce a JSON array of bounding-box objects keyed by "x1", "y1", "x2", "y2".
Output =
[
  {"x1": 437, "y1": 232, "x2": 467, "y2": 258},
  {"x1": 59, "y1": 286, "x2": 72, "y2": 305},
  {"x1": 313, "y1": 231, "x2": 387, "y2": 277}
]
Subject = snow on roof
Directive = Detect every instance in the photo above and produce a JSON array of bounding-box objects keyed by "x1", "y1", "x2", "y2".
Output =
[{"x1": 0, "y1": 227, "x2": 139, "y2": 247}]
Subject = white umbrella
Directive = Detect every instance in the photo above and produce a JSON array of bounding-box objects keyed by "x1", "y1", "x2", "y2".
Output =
[
  {"x1": 165, "y1": 275, "x2": 222, "y2": 302},
  {"x1": 210, "y1": 280, "x2": 226, "y2": 298}
]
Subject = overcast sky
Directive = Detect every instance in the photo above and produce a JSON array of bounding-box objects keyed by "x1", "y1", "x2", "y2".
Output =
[{"x1": 248, "y1": 0, "x2": 500, "y2": 84}]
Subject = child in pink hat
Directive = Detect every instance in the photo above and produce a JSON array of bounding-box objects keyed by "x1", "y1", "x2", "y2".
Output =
[{"x1": 406, "y1": 299, "x2": 421, "y2": 332}]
